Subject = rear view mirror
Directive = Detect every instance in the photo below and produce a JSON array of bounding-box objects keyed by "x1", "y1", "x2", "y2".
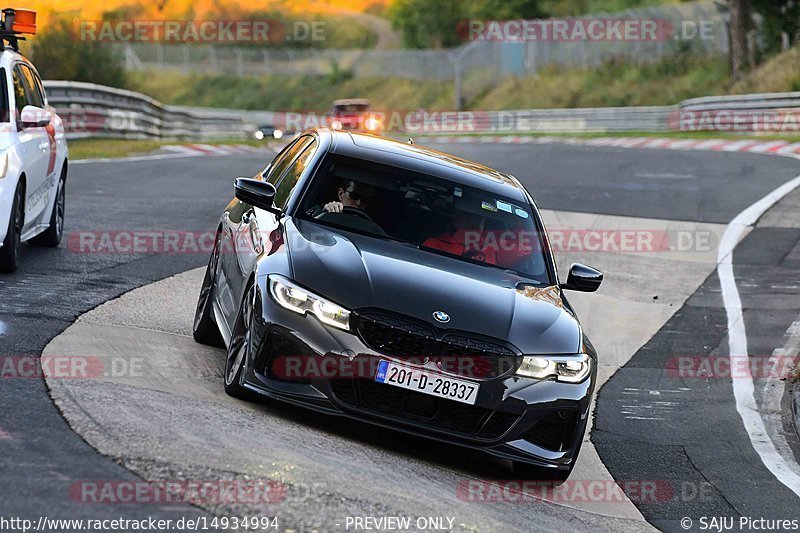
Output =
[
  {"x1": 561, "y1": 263, "x2": 603, "y2": 292},
  {"x1": 234, "y1": 178, "x2": 281, "y2": 216},
  {"x1": 20, "y1": 105, "x2": 52, "y2": 128}
]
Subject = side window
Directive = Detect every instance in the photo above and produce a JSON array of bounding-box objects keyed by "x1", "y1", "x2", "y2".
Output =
[
  {"x1": 273, "y1": 140, "x2": 317, "y2": 209},
  {"x1": 23, "y1": 66, "x2": 46, "y2": 106},
  {"x1": 0, "y1": 68, "x2": 9, "y2": 123},
  {"x1": 18, "y1": 65, "x2": 44, "y2": 109},
  {"x1": 265, "y1": 136, "x2": 313, "y2": 185},
  {"x1": 12, "y1": 66, "x2": 29, "y2": 119}
]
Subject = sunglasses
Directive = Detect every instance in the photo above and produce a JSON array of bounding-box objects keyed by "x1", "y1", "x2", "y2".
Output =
[{"x1": 345, "y1": 189, "x2": 373, "y2": 203}]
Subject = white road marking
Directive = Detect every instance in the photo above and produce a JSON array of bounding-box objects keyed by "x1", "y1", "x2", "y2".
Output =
[
  {"x1": 72, "y1": 152, "x2": 203, "y2": 164},
  {"x1": 718, "y1": 164, "x2": 800, "y2": 497},
  {"x1": 619, "y1": 389, "x2": 684, "y2": 420},
  {"x1": 635, "y1": 172, "x2": 694, "y2": 180},
  {"x1": 778, "y1": 142, "x2": 800, "y2": 154},
  {"x1": 748, "y1": 141, "x2": 789, "y2": 153},
  {"x1": 73, "y1": 145, "x2": 272, "y2": 164},
  {"x1": 718, "y1": 140, "x2": 758, "y2": 152}
]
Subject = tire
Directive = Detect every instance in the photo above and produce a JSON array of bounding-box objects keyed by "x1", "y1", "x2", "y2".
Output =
[
  {"x1": 223, "y1": 283, "x2": 262, "y2": 402},
  {"x1": 29, "y1": 171, "x2": 66, "y2": 247},
  {"x1": 0, "y1": 182, "x2": 23, "y2": 273},
  {"x1": 193, "y1": 232, "x2": 225, "y2": 347}
]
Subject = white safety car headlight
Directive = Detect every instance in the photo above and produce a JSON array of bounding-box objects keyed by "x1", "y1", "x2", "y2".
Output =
[
  {"x1": 517, "y1": 354, "x2": 592, "y2": 383},
  {"x1": 272, "y1": 129, "x2": 283, "y2": 139},
  {"x1": 269, "y1": 275, "x2": 351, "y2": 331}
]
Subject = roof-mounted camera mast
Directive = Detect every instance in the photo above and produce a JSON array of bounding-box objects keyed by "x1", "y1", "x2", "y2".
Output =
[{"x1": 0, "y1": 8, "x2": 37, "y2": 52}]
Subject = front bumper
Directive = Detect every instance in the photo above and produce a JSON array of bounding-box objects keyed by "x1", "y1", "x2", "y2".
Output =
[{"x1": 241, "y1": 276, "x2": 595, "y2": 470}]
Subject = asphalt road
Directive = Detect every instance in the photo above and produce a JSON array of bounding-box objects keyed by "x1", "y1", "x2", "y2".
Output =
[
  {"x1": 2, "y1": 143, "x2": 800, "y2": 531},
  {"x1": 0, "y1": 153, "x2": 269, "y2": 522},
  {"x1": 442, "y1": 142, "x2": 800, "y2": 531}
]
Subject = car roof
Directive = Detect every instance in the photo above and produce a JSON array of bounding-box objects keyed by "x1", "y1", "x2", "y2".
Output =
[
  {"x1": 331, "y1": 99, "x2": 370, "y2": 106},
  {"x1": 323, "y1": 129, "x2": 529, "y2": 202},
  {"x1": 0, "y1": 48, "x2": 30, "y2": 68}
]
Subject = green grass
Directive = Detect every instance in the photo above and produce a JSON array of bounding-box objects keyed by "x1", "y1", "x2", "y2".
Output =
[
  {"x1": 120, "y1": 45, "x2": 800, "y2": 140},
  {"x1": 541, "y1": 0, "x2": 683, "y2": 16},
  {"x1": 68, "y1": 138, "x2": 265, "y2": 160},
  {"x1": 128, "y1": 50, "x2": 732, "y2": 113},
  {"x1": 473, "y1": 52, "x2": 730, "y2": 110},
  {"x1": 128, "y1": 71, "x2": 455, "y2": 113}
]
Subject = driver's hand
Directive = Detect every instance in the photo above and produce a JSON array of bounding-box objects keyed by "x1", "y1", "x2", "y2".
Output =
[{"x1": 323, "y1": 201, "x2": 344, "y2": 213}]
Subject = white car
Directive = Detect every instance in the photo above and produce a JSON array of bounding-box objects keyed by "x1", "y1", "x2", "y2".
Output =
[{"x1": 0, "y1": 9, "x2": 69, "y2": 272}]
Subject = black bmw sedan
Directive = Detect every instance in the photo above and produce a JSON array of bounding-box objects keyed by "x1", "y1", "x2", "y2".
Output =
[{"x1": 193, "y1": 129, "x2": 603, "y2": 480}]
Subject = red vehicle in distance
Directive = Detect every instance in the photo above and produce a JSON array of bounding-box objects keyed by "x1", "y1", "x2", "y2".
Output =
[{"x1": 328, "y1": 99, "x2": 381, "y2": 133}]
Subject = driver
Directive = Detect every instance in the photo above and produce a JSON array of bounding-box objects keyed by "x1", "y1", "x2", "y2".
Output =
[{"x1": 307, "y1": 180, "x2": 376, "y2": 217}]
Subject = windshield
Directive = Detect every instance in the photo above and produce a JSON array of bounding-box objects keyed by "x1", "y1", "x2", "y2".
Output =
[
  {"x1": 333, "y1": 104, "x2": 370, "y2": 114},
  {"x1": 298, "y1": 155, "x2": 551, "y2": 284}
]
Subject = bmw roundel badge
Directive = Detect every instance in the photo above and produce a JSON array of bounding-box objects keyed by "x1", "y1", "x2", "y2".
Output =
[{"x1": 433, "y1": 311, "x2": 450, "y2": 323}]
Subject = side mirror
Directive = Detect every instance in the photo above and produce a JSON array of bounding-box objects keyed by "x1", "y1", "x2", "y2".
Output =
[
  {"x1": 561, "y1": 263, "x2": 603, "y2": 292},
  {"x1": 20, "y1": 105, "x2": 52, "y2": 128},
  {"x1": 234, "y1": 177, "x2": 282, "y2": 216}
]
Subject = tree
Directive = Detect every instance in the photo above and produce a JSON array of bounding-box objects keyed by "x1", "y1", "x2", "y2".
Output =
[
  {"x1": 751, "y1": 0, "x2": 800, "y2": 55},
  {"x1": 388, "y1": 0, "x2": 464, "y2": 48},
  {"x1": 30, "y1": 18, "x2": 127, "y2": 88},
  {"x1": 388, "y1": 0, "x2": 546, "y2": 49},
  {"x1": 728, "y1": 0, "x2": 753, "y2": 81}
]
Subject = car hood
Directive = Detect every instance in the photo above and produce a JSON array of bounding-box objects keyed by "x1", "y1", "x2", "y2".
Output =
[{"x1": 285, "y1": 219, "x2": 582, "y2": 354}]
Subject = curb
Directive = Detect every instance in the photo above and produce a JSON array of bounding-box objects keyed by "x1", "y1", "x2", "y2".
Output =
[{"x1": 421, "y1": 135, "x2": 800, "y2": 156}]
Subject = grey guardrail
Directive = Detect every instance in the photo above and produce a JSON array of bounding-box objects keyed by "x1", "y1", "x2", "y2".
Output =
[
  {"x1": 43, "y1": 79, "x2": 800, "y2": 136},
  {"x1": 43, "y1": 80, "x2": 248, "y2": 139},
  {"x1": 480, "y1": 106, "x2": 674, "y2": 133},
  {"x1": 673, "y1": 91, "x2": 800, "y2": 132}
]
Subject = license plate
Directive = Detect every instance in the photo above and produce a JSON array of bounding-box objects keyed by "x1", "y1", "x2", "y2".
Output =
[{"x1": 374, "y1": 360, "x2": 479, "y2": 405}]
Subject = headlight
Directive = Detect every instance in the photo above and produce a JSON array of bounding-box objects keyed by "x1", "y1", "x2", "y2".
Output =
[
  {"x1": 364, "y1": 117, "x2": 380, "y2": 131},
  {"x1": 268, "y1": 275, "x2": 351, "y2": 331},
  {"x1": 272, "y1": 129, "x2": 283, "y2": 139},
  {"x1": 517, "y1": 354, "x2": 591, "y2": 383},
  {"x1": 254, "y1": 130, "x2": 265, "y2": 140},
  {"x1": 331, "y1": 120, "x2": 342, "y2": 130}
]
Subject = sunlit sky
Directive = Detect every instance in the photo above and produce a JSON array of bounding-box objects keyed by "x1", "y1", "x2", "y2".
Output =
[{"x1": 22, "y1": 0, "x2": 385, "y2": 21}]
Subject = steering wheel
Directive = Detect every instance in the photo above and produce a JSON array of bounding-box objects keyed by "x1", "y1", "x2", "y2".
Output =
[{"x1": 341, "y1": 206, "x2": 376, "y2": 223}]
